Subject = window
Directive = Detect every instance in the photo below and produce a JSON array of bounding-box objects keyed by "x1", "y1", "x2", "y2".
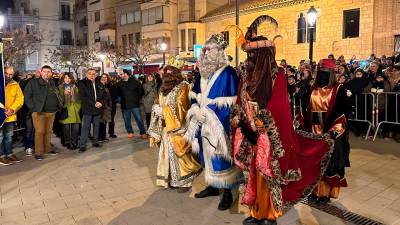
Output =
[
  {"x1": 135, "y1": 32, "x2": 141, "y2": 45},
  {"x1": 60, "y1": 4, "x2": 71, "y2": 21},
  {"x1": 120, "y1": 13, "x2": 127, "y2": 25},
  {"x1": 94, "y1": 11, "x2": 100, "y2": 22},
  {"x1": 26, "y1": 24, "x2": 35, "y2": 34},
  {"x1": 128, "y1": 33, "x2": 134, "y2": 46},
  {"x1": 94, "y1": 31, "x2": 100, "y2": 42},
  {"x1": 61, "y1": 30, "x2": 73, "y2": 45},
  {"x1": 222, "y1": 31, "x2": 229, "y2": 45},
  {"x1": 121, "y1": 34, "x2": 127, "y2": 49},
  {"x1": 188, "y1": 29, "x2": 196, "y2": 51},
  {"x1": 297, "y1": 13, "x2": 306, "y2": 43},
  {"x1": 343, "y1": 9, "x2": 360, "y2": 38},
  {"x1": 127, "y1": 12, "x2": 134, "y2": 24},
  {"x1": 83, "y1": 32, "x2": 88, "y2": 46},
  {"x1": 189, "y1": 0, "x2": 195, "y2": 21},
  {"x1": 27, "y1": 51, "x2": 39, "y2": 65},
  {"x1": 142, "y1": 6, "x2": 166, "y2": 25},
  {"x1": 155, "y1": 7, "x2": 163, "y2": 23},
  {"x1": 134, "y1": 11, "x2": 141, "y2": 22},
  {"x1": 180, "y1": 30, "x2": 186, "y2": 52},
  {"x1": 395, "y1": 35, "x2": 400, "y2": 53}
]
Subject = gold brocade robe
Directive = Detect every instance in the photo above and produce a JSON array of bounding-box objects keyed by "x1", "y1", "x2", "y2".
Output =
[{"x1": 148, "y1": 82, "x2": 201, "y2": 188}]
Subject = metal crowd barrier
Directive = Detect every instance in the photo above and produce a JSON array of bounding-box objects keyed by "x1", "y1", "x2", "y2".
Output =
[
  {"x1": 373, "y1": 92, "x2": 400, "y2": 141},
  {"x1": 348, "y1": 93, "x2": 376, "y2": 140}
]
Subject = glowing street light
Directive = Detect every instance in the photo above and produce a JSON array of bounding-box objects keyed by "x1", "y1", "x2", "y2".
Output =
[
  {"x1": 160, "y1": 42, "x2": 167, "y2": 66},
  {"x1": 0, "y1": 14, "x2": 5, "y2": 30},
  {"x1": 98, "y1": 53, "x2": 106, "y2": 74},
  {"x1": 307, "y1": 6, "x2": 317, "y2": 64},
  {"x1": 66, "y1": 61, "x2": 72, "y2": 73}
]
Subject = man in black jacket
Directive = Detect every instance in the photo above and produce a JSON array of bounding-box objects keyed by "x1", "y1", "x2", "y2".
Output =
[
  {"x1": 117, "y1": 69, "x2": 147, "y2": 139},
  {"x1": 24, "y1": 65, "x2": 62, "y2": 160},
  {"x1": 78, "y1": 69, "x2": 106, "y2": 152}
]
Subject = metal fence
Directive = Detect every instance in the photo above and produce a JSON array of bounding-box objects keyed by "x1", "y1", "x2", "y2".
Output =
[
  {"x1": 289, "y1": 92, "x2": 400, "y2": 141},
  {"x1": 348, "y1": 93, "x2": 376, "y2": 140},
  {"x1": 372, "y1": 92, "x2": 400, "y2": 141}
]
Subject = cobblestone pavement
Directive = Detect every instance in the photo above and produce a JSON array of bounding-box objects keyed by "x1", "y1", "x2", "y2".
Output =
[{"x1": 0, "y1": 119, "x2": 400, "y2": 225}]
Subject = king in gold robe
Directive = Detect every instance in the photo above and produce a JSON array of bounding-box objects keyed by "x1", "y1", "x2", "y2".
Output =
[{"x1": 148, "y1": 67, "x2": 201, "y2": 190}]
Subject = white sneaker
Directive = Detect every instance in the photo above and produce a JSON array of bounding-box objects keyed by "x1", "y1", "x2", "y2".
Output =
[{"x1": 26, "y1": 148, "x2": 33, "y2": 156}]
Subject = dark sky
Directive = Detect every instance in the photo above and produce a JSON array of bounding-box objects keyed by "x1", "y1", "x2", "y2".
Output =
[{"x1": 0, "y1": 0, "x2": 14, "y2": 12}]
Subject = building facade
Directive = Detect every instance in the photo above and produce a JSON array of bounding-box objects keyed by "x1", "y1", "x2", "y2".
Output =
[
  {"x1": 5, "y1": 0, "x2": 75, "y2": 71},
  {"x1": 115, "y1": 0, "x2": 142, "y2": 50},
  {"x1": 14, "y1": 0, "x2": 75, "y2": 68},
  {"x1": 201, "y1": 0, "x2": 400, "y2": 66},
  {"x1": 3, "y1": 7, "x2": 40, "y2": 71},
  {"x1": 87, "y1": 0, "x2": 117, "y2": 50},
  {"x1": 177, "y1": 0, "x2": 229, "y2": 61},
  {"x1": 74, "y1": 0, "x2": 88, "y2": 47}
]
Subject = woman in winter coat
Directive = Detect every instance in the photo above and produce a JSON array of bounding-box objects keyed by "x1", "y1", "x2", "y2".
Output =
[
  {"x1": 98, "y1": 73, "x2": 112, "y2": 142},
  {"x1": 142, "y1": 74, "x2": 158, "y2": 128},
  {"x1": 58, "y1": 73, "x2": 81, "y2": 150}
]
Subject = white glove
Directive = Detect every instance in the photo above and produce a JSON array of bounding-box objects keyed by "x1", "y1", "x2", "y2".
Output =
[{"x1": 346, "y1": 90, "x2": 352, "y2": 97}]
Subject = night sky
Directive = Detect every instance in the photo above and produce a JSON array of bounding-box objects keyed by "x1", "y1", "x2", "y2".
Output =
[{"x1": 0, "y1": 0, "x2": 14, "y2": 12}]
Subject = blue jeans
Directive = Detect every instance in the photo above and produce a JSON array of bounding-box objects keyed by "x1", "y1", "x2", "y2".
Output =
[
  {"x1": 122, "y1": 108, "x2": 146, "y2": 135},
  {"x1": 24, "y1": 115, "x2": 34, "y2": 149},
  {"x1": 0, "y1": 122, "x2": 15, "y2": 156}
]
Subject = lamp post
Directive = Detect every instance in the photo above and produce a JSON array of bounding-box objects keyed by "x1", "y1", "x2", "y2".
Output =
[
  {"x1": 307, "y1": 6, "x2": 317, "y2": 64},
  {"x1": 98, "y1": 53, "x2": 106, "y2": 74},
  {"x1": 235, "y1": 0, "x2": 239, "y2": 67},
  {"x1": 160, "y1": 42, "x2": 167, "y2": 66},
  {"x1": 66, "y1": 61, "x2": 72, "y2": 73}
]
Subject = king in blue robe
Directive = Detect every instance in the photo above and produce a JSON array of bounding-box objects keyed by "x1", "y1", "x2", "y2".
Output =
[{"x1": 185, "y1": 34, "x2": 242, "y2": 211}]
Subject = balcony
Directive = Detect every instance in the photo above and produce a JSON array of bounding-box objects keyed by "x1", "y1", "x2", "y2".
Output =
[
  {"x1": 99, "y1": 23, "x2": 116, "y2": 31},
  {"x1": 178, "y1": 10, "x2": 201, "y2": 23},
  {"x1": 60, "y1": 15, "x2": 72, "y2": 21},
  {"x1": 79, "y1": 18, "x2": 88, "y2": 27},
  {"x1": 60, "y1": 38, "x2": 74, "y2": 46}
]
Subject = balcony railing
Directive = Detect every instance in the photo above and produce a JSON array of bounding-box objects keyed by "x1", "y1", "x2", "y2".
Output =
[
  {"x1": 79, "y1": 18, "x2": 88, "y2": 27},
  {"x1": 60, "y1": 15, "x2": 72, "y2": 21},
  {"x1": 99, "y1": 23, "x2": 116, "y2": 31},
  {"x1": 60, "y1": 38, "x2": 74, "y2": 46}
]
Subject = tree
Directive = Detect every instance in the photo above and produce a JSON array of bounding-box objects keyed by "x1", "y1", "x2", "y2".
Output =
[
  {"x1": 102, "y1": 45, "x2": 128, "y2": 71},
  {"x1": 45, "y1": 46, "x2": 98, "y2": 78},
  {"x1": 1, "y1": 29, "x2": 41, "y2": 68},
  {"x1": 101, "y1": 40, "x2": 155, "y2": 73},
  {"x1": 126, "y1": 40, "x2": 154, "y2": 73}
]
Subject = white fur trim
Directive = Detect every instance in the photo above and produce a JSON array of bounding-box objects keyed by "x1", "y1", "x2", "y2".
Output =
[
  {"x1": 191, "y1": 137, "x2": 200, "y2": 154},
  {"x1": 189, "y1": 91, "x2": 201, "y2": 102},
  {"x1": 206, "y1": 96, "x2": 237, "y2": 108},
  {"x1": 201, "y1": 107, "x2": 232, "y2": 162},
  {"x1": 200, "y1": 66, "x2": 227, "y2": 107},
  {"x1": 204, "y1": 167, "x2": 243, "y2": 188}
]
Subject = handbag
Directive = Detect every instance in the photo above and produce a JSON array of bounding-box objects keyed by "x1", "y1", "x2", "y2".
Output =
[
  {"x1": 58, "y1": 106, "x2": 69, "y2": 120},
  {"x1": 53, "y1": 84, "x2": 69, "y2": 120}
]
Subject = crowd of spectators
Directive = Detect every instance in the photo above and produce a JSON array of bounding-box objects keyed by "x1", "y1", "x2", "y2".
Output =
[
  {"x1": 282, "y1": 53, "x2": 400, "y2": 142},
  {"x1": 0, "y1": 65, "x2": 169, "y2": 166}
]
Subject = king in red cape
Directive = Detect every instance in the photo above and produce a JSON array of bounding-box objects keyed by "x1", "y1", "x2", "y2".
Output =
[{"x1": 232, "y1": 16, "x2": 335, "y2": 225}]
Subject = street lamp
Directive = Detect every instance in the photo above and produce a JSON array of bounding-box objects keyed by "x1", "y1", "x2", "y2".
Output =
[
  {"x1": 98, "y1": 53, "x2": 106, "y2": 74},
  {"x1": 160, "y1": 42, "x2": 167, "y2": 66},
  {"x1": 307, "y1": 6, "x2": 317, "y2": 64},
  {"x1": 0, "y1": 14, "x2": 4, "y2": 30},
  {"x1": 66, "y1": 61, "x2": 72, "y2": 73}
]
